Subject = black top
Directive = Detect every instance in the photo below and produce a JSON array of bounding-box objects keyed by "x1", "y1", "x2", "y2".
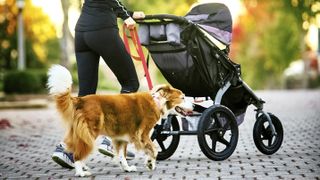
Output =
[{"x1": 75, "y1": 0, "x2": 133, "y2": 32}]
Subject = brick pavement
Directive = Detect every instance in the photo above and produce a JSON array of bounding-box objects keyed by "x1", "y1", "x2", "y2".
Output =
[{"x1": 0, "y1": 90, "x2": 319, "y2": 179}]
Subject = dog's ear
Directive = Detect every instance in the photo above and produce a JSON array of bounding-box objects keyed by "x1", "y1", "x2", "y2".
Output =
[
  {"x1": 151, "y1": 84, "x2": 168, "y2": 94},
  {"x1": 151, "y1": 84, "x2": 172, "y2": 100}
]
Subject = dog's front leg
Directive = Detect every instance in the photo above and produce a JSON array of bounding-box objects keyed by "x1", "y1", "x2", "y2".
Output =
[
  {"x1": 75, "y1": 161, "x2": 92, "y2": 177},
  {"x1": 114, "y1": 141, "x2": 137, "y2": 172}
]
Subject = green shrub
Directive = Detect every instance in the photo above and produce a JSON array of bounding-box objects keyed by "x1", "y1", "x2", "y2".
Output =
[
  {"x1": 31, "y1": 69, "x2": 48, "y2": 90},
  {"x1": 3, "y1": 70, "x2": 45, "y2": 94}
]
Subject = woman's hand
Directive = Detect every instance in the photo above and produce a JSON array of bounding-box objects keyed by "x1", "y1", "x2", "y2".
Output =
[
  {"x1": 133, "y1": 11, "x2": 145, "y2": 19},
  {"x1": 124, "y1": 17, "x2": 136, "y2": 29}
]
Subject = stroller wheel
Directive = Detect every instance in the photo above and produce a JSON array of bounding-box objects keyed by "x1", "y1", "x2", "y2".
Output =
[
  {"x1": 197, "y1": 105, "x2": 238, "y2": 161},
  {"x1": 253, "y1": 113, "x2": 283, "y2": 155},
  {"x1": 151, "y1": 115, "x2": 180, "y2": 160}
]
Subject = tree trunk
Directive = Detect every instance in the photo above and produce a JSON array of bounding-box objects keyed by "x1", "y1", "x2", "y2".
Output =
[
  {"x1": 78, "y1": 0, "x2": 83, "y2": 10},
  {"x1": 60, "y1": 0, "x2": 73, "y2": 69}
]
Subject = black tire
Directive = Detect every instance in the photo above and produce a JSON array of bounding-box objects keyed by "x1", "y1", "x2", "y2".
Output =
[
  {"x1": 197, "y1": 105, "x2": 239, "y2": 161},
  {"x1": 151, "y1": 115, "x2": 180, "y2": 160},
  {"x1": 253, "y1": 113, "x2": 283, "y2": 155}
]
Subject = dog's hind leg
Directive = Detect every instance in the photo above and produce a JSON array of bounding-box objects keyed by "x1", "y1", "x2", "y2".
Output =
[
  {"x1": 113, "y1": 140, "x2": 137, "y2": 172},
  {"x1": 74, "y1": 161, "x2": 91, "y2": 177},
  {"x1": 72, "y1": 124, "x2": 95, "y2": 177},
  {"x1": 81, "y1": 161, "x2": 90, "y2": 171},
  {"x1": 142, "y1": 135, "x2": 157, "y2": 171},
  {"x1": 63, "y1": 129, "x2": 92, "y2": 176},
  {"x1": 74, "y1": 146, "x2": 92, "y2": 177}
]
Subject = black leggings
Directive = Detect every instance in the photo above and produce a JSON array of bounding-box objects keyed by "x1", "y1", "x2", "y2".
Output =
[{"x1": 75, "y1": 28, "x2": 139, "y2": 96}]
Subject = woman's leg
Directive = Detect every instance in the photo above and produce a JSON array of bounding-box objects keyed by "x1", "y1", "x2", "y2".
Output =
[
  {"x1": 75, "y1": 31, "x2": 100, "y2": 97},
  {"x1": 76, "y1": 52, "x2": 100, "y2": 96},
  {"x1": 85, "y1": 28, "x2": 139, "y2": 93}
]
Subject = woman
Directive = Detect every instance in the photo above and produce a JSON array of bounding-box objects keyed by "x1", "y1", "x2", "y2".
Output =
[{"x1": 52, "y1": 0, "x2": 145, "y2": 169}]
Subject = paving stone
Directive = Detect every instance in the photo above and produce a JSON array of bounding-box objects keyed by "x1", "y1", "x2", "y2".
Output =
[{"x1": 0, "y1": 90, "x2": 320, "y2": 179}]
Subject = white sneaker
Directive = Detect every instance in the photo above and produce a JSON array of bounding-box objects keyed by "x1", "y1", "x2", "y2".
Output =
[
  {"x1": 51, "y1": 143, "x2": 74, "y2": 169},
  {"x1": 98, "y1": 137, "x2": 135, "y2": 160}
]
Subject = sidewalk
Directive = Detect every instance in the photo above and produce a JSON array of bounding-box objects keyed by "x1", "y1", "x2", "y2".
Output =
[{"x1": 0, "y1": 90, "x2": 319, "y2": 179}]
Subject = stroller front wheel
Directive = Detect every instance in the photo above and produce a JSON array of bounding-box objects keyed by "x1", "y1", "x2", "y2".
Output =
[
  {"x1": 197, "y1": 105, "x2": 239, "y2": 161},
  {"x1": 253, "y1": 113, "x2": 283, "y2": 155},
  {"x1": 151, "y1": 115, "x2": 180, "y2": 160}
]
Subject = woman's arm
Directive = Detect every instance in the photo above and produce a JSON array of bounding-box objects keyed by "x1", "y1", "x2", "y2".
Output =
[
  {"x1": 106, "y1": 0, "x2": 145, "y2": 29},
  {"x1": 108, "y1": 0, "x2": 133, "y2": 20}
]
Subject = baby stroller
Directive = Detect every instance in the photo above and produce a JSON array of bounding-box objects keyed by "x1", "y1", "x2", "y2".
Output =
[{"x1": 132, "y1": 3, "x2": 284, "y2": 161}]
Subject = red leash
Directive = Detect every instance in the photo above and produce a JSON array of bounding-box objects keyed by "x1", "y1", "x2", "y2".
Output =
[{"x1": 123, "y1": 24, "x2": 153, "y2": 90}]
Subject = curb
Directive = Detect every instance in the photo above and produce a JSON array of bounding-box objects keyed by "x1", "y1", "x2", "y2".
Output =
[{"x1": 0, "y1": 99, "x2": 48, "y2": 109}]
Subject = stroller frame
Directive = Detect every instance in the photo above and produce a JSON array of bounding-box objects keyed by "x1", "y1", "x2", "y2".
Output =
[{"x1": 132, "y1": 14, "x2": 283, "y2": 161}]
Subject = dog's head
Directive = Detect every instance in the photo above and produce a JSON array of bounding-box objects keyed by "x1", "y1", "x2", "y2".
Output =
[{"x1": 151, "y1": 85, "x2": 193, "y2": 116}]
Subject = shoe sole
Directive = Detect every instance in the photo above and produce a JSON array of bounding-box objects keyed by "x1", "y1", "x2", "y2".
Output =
[
  {"x1": 98, "y1": 149, "x2": 135, "y2": 160},
  {"x1": 98, "y1": 148, "x2": 114, "y2": 158},
  {"x1": 52, "y1": 156, "x2": 74, "y2": 169},
  {"x1": 126, "y1": 156, "x2": 135, "y2": 160}
]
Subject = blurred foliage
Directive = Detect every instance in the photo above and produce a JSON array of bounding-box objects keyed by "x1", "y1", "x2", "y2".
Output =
[
  {"x1": 123, "y1": 0, "x2": 196, "y2": 15},
  {"x1": 231, "y1": 0, "x2": 319, "y2": 89},
  {"x1": 282, "y1": 0, "x2": 320, "y2": 30},
  {"x1": 0, "y1": 0, "x2": 60, "y2": 71},
  {"x1": 68, "y1": 0, "x2": 197, "y2": 15},
  {"x1": 3, "y1": 70, "x2": 47, "y2": 94}
]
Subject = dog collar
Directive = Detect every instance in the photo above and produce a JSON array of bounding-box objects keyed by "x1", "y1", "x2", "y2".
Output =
[{"x1": 152, "y1": 93, "x2": 161, "y2": 109}]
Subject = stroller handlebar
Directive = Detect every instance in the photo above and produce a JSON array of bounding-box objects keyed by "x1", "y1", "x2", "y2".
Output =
[{"x1": 136, "y1": 14, "x2": 189, "y2": 24}]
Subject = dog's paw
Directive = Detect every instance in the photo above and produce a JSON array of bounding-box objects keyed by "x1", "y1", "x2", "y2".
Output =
[
  {"x1": 124, "y1": 165, "x2": 137, "y2": 172},
  {"x1": 82, "y1": 164, "x2": 90, "y2": 171},
  {"x1": 145, "y1": 159, "x2": 156, "y2": 171},
  {"x1": 75, "y1": 171, "x2": 92, "y2": 177}
]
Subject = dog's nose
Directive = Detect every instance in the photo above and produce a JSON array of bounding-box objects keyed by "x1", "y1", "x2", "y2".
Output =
[{"x1": 183, "y1": 99, "x2": 194, "y2": 110}]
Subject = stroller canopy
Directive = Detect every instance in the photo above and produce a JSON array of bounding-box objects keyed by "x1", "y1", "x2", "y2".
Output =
[{"x1": 185, "y1": 3, "x2": 233, "y2": 45}]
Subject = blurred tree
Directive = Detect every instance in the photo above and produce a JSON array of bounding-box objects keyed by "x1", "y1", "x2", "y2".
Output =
[
  {"x1": 72, "y1": 0, "x2": 83, "y2": 10},
  {"x1": 231, "y1": 0, "x2": 318, "y2": 89},
  {"x1": 282, "y1": 0, "x2": 319, "y2": 30},
  {"x1": 60, "y1": 0, "x2": 74, "y2": 69},
  {"x1": 0, "y1": 0, "x2": 17, "y2": 70},
  {"x1": 0, "y1": 0, "x2": 59, "y2": 70}
]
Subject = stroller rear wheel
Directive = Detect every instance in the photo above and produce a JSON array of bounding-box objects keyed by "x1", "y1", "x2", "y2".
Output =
[
  {"x1": 253, "y1": 113, "x2": 283, "y2": 155},
  {"x1": 197, "y1": 105, "x2": 239, "y2": 161},
  {"x1": 151, "y1": 115, "x2": 180, "y2": 160}
]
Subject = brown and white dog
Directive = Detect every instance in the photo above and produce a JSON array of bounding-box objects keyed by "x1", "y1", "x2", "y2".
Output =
[{"x1": 47, "y1": 65, "x2": 193, "y2": 177}]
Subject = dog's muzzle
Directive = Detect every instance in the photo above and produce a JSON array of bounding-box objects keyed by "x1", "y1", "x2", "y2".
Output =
[{"x1": 175, "y1": 100, "x2": 194, "y2": 116}]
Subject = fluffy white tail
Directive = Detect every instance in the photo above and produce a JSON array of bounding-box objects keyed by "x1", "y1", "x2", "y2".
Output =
[
  {"x1": 47, "y1": 65, "x2": 73, "y2": 95},
  {"x1": 47, "y1": 64, "x2": 75, "y2": 125}
]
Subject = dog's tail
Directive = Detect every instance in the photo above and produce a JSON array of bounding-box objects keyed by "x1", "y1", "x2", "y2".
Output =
[{"x1": 47, "y1": 64, "x2": 74, "y2": 123}]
